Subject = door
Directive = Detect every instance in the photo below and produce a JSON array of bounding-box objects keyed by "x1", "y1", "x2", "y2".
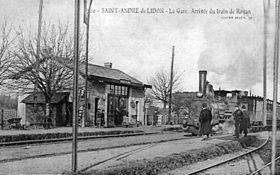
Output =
[
  {"x1": 107, "y1": 95, "x2": 116, "y2": 127},
  {"x1": 94, "y1": 98, "x2": 99, "y2": 126},
  {"x1": 107, "y1": 95, "x2": 128, "y2": 127}
]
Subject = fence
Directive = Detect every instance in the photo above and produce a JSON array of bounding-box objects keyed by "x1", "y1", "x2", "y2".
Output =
[{"x1": 1, "y1": 109, "x2": 17, "y2": 129}]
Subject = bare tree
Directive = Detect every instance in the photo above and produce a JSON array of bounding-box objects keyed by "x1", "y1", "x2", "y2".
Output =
[
  {"x1": 148, "y1": 69, "x2": 181, "y2": 124},
  {"x1": 172, "y1": 92, "x2": 196, "y2": 123},
  {"x1": 7, "y1": 23, "x2": 83, "y2": 126},
  {"x1": 0, "y1": 20, "x2": 15, "y2": 86},
  {"x1": 172, "y1": 92, "x2": 186, "y2": 124}
]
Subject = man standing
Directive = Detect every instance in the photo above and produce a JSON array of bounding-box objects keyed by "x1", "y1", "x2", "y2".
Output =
[
  {"x1": 100, "y1": 110, "x2": 105, "y2": 127},
  {"x1": 199, "y1": 103, "x2": 212, "y2": 140},
  {"x1": 232, "y1": 103, "x2": 243, "y2": 138},
  {"x1": 240, "y1": 105, "x2": 250, "y2": 137}
]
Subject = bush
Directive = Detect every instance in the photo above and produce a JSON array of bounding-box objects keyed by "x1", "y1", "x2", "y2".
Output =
[{"x1": 0, "y1": 130, "x2": 144, "y2": 142}]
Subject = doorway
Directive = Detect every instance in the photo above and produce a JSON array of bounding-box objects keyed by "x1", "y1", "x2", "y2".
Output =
[
  {"x1": 94, "y1": 98, "x2": 99, "y2": 126},
  {"x1": 107, "y1": 95, "x2": 128, "y2": 127}
]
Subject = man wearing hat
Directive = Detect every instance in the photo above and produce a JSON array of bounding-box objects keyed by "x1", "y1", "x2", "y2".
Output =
[
  {"x1": 232, "y1": 103, "x2": 243, "y2": 138},
  {"x1": 199, "y1": 103, "x2": 212, "y2": 140},
  {"x1": 240, "y1": 105, "x2": 250, "y2": 137}
]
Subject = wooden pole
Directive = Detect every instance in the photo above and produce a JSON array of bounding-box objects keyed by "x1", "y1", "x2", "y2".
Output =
[
  {"x1": 263, "y1": 0, "x2": 268, "y2": 127},
  {"x1": 271, "y1": 0, "x2": 279, "y2": 173},
  {"x1": 36, "y1": 0, "x2": 43, "y2": 65},
  {"x1": 83, "y1": 0, "x2": 93, "y2": 127},
  {"x1": 168, "y1": 46, "x2": 175, "y2": 124},
  {"x1": 34, "y1": 0, "x2": 43, "y2": 126},
  {"x1": 1, "y1": 109, "x2": 3, "y2": 130},
  {"x1": 72, "y1": 0, "x2": 80, "y2": 172}
]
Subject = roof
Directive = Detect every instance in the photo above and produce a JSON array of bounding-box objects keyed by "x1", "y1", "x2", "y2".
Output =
[
  {"x1": 80, "y1": 63, "x2": 149, "y2": 87},
  {"x1": 21, "y1": 92, "x2": 69, "y2": 104},
  {"x1": 9, "y1": 56, "x2": 151, "y2": 88}
]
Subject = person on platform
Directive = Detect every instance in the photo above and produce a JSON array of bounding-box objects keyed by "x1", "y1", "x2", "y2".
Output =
[
  {"x1": 240, "y1": 105, "x2": 250, "y2": 137},
  {"x1": 96, "y1": 109, "x2": 102, "y2": 127},
  {"x1": 199, "y1": 103, "x2": 212, "y2": 140},
  {"x1": 232, "y1": 103, "x2": 243, "y2": 138},
  {"x1": 100, "y1": 110, "x2": 105, "y2": 127}
]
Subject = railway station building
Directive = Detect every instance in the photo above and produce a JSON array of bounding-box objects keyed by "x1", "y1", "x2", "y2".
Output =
[
  {"x1": 80, "y1": 62, "x2": 151, "y2": 127},
  {"x1": 18, "y1": 62, "x2": 151, "y2": 128}
]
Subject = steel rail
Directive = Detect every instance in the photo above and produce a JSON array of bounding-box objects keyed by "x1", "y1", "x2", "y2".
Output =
[
  {"x1": 188, "y1": 132, "x2": 269, "y2": 175},
  {"x1": 0, "y1": 132, "x2": 157, "y2": 147},
  {"x1": 249, "y1": 153, "x2": 280, "y2": 174}
]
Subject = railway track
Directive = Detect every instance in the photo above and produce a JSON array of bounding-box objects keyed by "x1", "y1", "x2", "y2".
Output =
[
  {"x1": 188, "y1": 132, "x2": 270, "y2": 175},
  {"x1": 250, "y1": 138, "x2": 280, "y2": 175},
  {"x1": 78, "y1": 143, "x2": 159, "y2": 173},
  {"x1": 0, "y1": 133, "x2": 196, "y2": 164},
  {"x1": 250, "y1": 156, "x2": 280, "y2": 175},
  {"x1": 0, "y1": 131, "x2": 157, "y2": 147},
  {"x1": 1, "y1": 132, "x2": 270, "y2": 174}
]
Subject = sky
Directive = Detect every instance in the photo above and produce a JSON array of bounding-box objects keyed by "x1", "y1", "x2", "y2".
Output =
[{"x1": 0, "y1": 0, "x2": 278, "y2": 100}]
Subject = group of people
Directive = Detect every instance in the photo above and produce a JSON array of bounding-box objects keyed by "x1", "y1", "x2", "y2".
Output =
[
  {"x1": 198, "y1": 102, "x2": 251, "y2": 141},
  {"x1": 232, "y1": 103, "x2": 251, "y2": 138}
]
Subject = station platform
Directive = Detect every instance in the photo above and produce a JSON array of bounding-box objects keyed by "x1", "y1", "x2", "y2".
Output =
[
  {"x1": 0, "y1": 132, "x2": 268, "y2": 174},
  {"x1": 0, "y1": 125, "x2": 181, "y2": 143},
  {"x1": 0, "y1": 125, "x2": 180, "y2": 136}
]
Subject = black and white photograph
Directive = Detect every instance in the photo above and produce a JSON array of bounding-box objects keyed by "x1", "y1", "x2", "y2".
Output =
[{"x1": 0, "y1": 0, "x2": 279, "y2": 174}]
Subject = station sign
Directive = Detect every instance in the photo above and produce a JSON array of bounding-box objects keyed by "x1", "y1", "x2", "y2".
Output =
[{"x1": 120, "y1": 79, "x2": 131, "y2": 85}]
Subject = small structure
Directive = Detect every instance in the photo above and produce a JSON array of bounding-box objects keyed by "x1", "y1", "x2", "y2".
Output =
[{"x1": 21, "y1": 92, "x2": 71, "y2": 127}]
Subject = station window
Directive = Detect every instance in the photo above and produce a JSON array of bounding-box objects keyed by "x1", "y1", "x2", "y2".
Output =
[{"x1": 109, "y1": 84, "x2": 129, "y2": 96}]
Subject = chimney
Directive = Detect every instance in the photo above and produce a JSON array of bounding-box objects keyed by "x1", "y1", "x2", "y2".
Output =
[
  {"x1": 199, "y1": 70, "x2": 207, "y2": 96},
  {"x1": 104, "y1": 62, "x2": 112, "y2": 68}
]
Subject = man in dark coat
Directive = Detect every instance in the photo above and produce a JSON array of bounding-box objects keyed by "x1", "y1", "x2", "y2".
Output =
[
  {"x1": 100, "y1": 110, "x2": 105, "y2": 127},
  {"x1": 199, "y1": 103, "x2": 212, "y2": 140},
  {"x1": 240, "y1": 105, "x2": 250, "y2": 137},
  {"x1": 232, "y1": 104, "x2": 243, "y2": 138}
]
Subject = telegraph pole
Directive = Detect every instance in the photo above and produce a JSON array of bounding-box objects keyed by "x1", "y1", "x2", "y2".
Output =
[
  {"x1": 271, "y1": 0, "x2": 279, "y2": 173},
  {"x1": 83, "y1": 0, "x2": 93, "y2": 127},
  {"x1": 37, "y1": 0, "x2": 43, "y2": 58},
  {"x1": 35, "y1": 0, "x2": 43, "y2": 123},
  {"x1": 72, "y1": 0, "x2": 80, "y2": 172},
  {"x1": 168, "y1": 46, "x2": 175, "y2": 124},
  {"x1": 263, "y1": 0, "x2": 268, "y2": 127}
]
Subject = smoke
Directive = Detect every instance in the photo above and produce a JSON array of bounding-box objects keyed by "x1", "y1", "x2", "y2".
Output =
[
  {"x1": 212, "y1": 121, "x2": 235, "y2": 135},
  {"x1": 222, "y1": 121, "x2": 235, "y2": 134},
  {"x1": 197, "y1": 19, "x2": 263, "y2": 90}
]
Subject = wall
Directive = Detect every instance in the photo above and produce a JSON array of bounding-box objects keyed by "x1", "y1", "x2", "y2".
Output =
[
  {"x1": 25, "y1": 104, "x2": 46, "y2": 125},
  {"x1": 87, "y1": 82, "x2": 146, "y2": 126},
  {"x1": 87, "y1": 82, "x2": 107, "y2": 126},
  {"x1": 17, "y1": 93, "x2": 30, "y2": 125},
  {"x1": 254, "y1": 100, "x2": 263, "y2": 122},
  {"x1": 129, "y1": 87, "x2": 145, "y2": 124}
]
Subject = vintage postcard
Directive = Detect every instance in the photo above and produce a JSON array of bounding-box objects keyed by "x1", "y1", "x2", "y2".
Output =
[{"x1": 0, "y1": 0, "x2": 279, "y2": 174}]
